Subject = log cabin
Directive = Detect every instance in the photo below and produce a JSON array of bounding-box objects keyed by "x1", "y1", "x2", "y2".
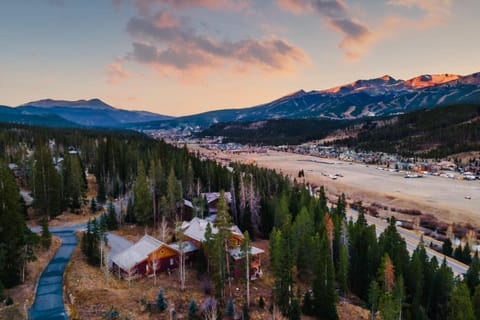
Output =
[{"x1": 111, "y1": 235, "x2": 179, "y2": 279}]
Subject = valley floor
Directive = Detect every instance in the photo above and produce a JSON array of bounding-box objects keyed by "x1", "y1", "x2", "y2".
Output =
[{"x1": 192, "y1": 147, "x2": 480, "y2": 228}]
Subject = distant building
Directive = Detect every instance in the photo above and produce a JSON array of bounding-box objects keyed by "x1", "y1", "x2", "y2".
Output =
[
  {"x1": 201, "y1": 192, "x2": 232, "y2": 214},
  {"x1": 438, "y1": 160, "x2": 457, "y2": 171},
  {"x1": 8, "y1": 163, "x2": 21, "y2": 177},
  {"x1": 176, "y1": 199, "x2": 194, "y2": 221}
]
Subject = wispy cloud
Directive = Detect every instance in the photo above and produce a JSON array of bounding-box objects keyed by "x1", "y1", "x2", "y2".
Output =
[
  {"x1": 106, "y1": 60, "x2": 130, "y2": 84},
  {"x1": 124, "y1": 9, "x2": 307, "y2": 78},
  {"x1": 277, "y1": 0, "x2": 374, "y2": 60},
  {"x1": 277, "y1": 0, "x2": 452, "y2": 60},
  {"x1": 385, "y1": 0, "x2": 452, "y2": 29},
  {"x1": 114, "y1": 0, "x2": 250, "y2": 14}
]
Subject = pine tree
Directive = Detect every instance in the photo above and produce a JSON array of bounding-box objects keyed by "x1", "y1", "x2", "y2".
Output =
[
  {"x1": 81, "y1": 218, "x2": 101, "y2": 266},
  {"x1": 348, "y1": 209, "x2": 379, "y2": 300},
  {"x1": 378, "y1": 254, "x2": 395, "y2": 293},
  {"x1": 378, "y1": 292, "x2": 399, "y2": 320},
  {"x1": 368, "y1": 281, "x2": 380, "y2": 320},
  {"x1": 407, "y1": 243, "x2": 426, "y2": 316},
  {"x1": 212, "y1": 191, "x2": 232, "y2": 298},
  {"x1": 242, "y1": 303, "x2": 250, "y2": 320},
  {"x1": 97, "y1": 179, "x2": 106, "y2": 203},
  {"x1": 312, "y1": 233, "x2": 338, "y2": 320},
  {"x1": 40, "y1": 218, "x2": 51, "y2": 249},
  {"x1": 292, "y1": 207, "x2": 314, "y2": 280},
  {"x1": 33, "y1": 143, "x2": 62, "y2": 217},
  {"x1": 0, "y1": 161, "x2": 31, "y2": 288},
  {"x1": 134, "y1": 161, "x2": 152, "y2": 225},
  {"x1": 225, "y1": 296, "x2": 235, "y2": 317},
  {"x1": 463, "y1": 243, "x2": 473, "y2": 265},
  {"x1": 442, "y1": 238, "x2": 453, "y2": 256},
  {"x1": 272, "y1": 216, "x2": 296, "y2": 317},
  {"x1": 125, "y1": 197, "x2": 136, "y2": 224},
  {"x1": 465, "y1": 254, "x2": 480, "y2": 296},
  {"x1": 188, "y1": 299, "x2": 198, "y2": 320},
  {"x1": 274, "y1": 194, "x2": 290, "y2": 228},
  {"x1": 63, "y1": 154, "x2": 86, "y2": 209},
  {"x1": 204, "y1": 221, "x2": 214, "y2": 275},
  {"x1": 429, "y1": 258, "x2": 454, "y2": 319},
  {"x1": 156, "y1": 288, "x2": 168, "y2": 311},
  {"x1": 185, "y1": 160, "x2": 195, "y2": 200},
  {"x1": 167, "y1": 167, "x2": 180, "y2": 219},
  {"x1": 289, "y1": 295, "x2": 301, "y2": 320},
  {"x1": 90, "y1": 198, "x2": 97, "y2": 213},
  {"x1": 473, "y1": 284, "x2": 480, "y2": 320},
  {"x1": 269, "y1": 227, "x2": 283, "y2": 280},
  {"x1": 302, "y1": 290, "x2": 315, "y2": 316},
  {"x1": 378, "y1": 217, "x2": 409, "y2": 279},
  {"x1": 448, "y1": 282, "x2": 475, "y2": 320},
  {"x1": 454, "y1": 245, "x2": 463, "y2": 261},
  {"x1": 107, "y1": 201, "x2": 118, "y2": 230}
]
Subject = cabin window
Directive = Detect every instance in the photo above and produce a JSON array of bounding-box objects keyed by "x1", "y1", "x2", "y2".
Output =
[
  {"x1": 170, "y1": 258, "x2": 174, "y2": 265},
  {"x1": 160, "y1": 249, "x2": 165, "y2": 255}
]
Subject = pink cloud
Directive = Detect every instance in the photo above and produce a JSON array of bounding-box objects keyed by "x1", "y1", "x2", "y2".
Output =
[
  {"x1": 153, "y1": 10, "x2": 178, "y2": 28},
  {"x1": 125, "y1": 10, "x2": 307, "y2": 78},
  {"x1": 326, "y1": 18, "x2": 375, "y2": 60},
  {"x1": 386, "y1": 0, "x2": 452, "y2": 28},
  {"x1": 276, "y1": 0, "x2": 374, "y2": 60},
  {"x1": 276, "y1": 0, "x2": 452, "y2": 60},
  {"x1": 114, "y1": 0, "x2": 250, "y2": 14},
  {"x1": 106, "y1": 61, "x2": 130, "y2": 84}
]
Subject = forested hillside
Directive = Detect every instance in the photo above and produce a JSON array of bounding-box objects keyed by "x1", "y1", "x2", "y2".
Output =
[
  {"x1": 337, "y1": 104, "x2": 480, "y2": 158},
  {"x1": 198, "y1": 119, "x2": 351, "y2": 145},
  {"x1": 198, "y1": 104, "x2": 480, "y2": 159},
  {"x1": 0, "y1": 123, "x2": 479, "y2": 319}
]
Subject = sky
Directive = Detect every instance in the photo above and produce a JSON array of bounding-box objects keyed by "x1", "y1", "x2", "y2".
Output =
[{"x1": 1, "y1": 0, "x2": 479, "y2": 116}]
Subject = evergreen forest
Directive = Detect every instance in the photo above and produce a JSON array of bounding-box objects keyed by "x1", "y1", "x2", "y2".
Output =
[{"x1": 0, "y1": 122, "x2": 479, "y2": 319}]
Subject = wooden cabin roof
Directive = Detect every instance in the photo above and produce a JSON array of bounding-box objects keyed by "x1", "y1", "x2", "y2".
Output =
[{"x1": 111, "y1": 235, "x2": 177, "y2": 270}]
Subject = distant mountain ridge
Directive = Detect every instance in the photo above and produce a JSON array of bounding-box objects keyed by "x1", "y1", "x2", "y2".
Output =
[
  {"x1": 0, "y1": 98, "x2": 173, "y2": 127},
  {"x1": 19, "y1": 98, "x2": 115, "y2": 110},
  {"x1": 132, "y1": 71, "x2": 480, "y2": 129}
]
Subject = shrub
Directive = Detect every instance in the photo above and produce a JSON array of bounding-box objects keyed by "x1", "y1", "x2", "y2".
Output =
[{"x1": 156, "y1": 288, "x2": 168, "y2": 312}]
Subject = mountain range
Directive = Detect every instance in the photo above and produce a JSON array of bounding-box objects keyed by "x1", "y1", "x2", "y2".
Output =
[
  {"x1": 132, "y1": 71, "x2": 480, "y2": 129},
  {"x1": 1, "y1": 71, "x2": 479, "y2": 129},
  {"x1": 0, "y1": 98, "x2": 172, "y2": 127}
]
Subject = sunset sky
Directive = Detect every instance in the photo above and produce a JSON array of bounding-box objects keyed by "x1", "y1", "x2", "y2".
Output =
[{"x1": 1, "y1": 0, "x2": 479, "y2": 116}]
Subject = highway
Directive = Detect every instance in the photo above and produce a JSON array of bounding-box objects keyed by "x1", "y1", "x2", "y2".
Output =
[{"x1": 346, "y1": 209, "x2": 469, "y2": 276}]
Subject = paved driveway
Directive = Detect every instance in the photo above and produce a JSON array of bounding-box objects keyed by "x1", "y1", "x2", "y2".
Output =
[{"x1": 29, "y1": 231, "x2": 77, "y2": 320}]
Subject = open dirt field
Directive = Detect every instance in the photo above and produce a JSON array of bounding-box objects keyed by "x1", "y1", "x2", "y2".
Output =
[{"x1": 193, "y1": 147, "x2": 480, "y2": 228}]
